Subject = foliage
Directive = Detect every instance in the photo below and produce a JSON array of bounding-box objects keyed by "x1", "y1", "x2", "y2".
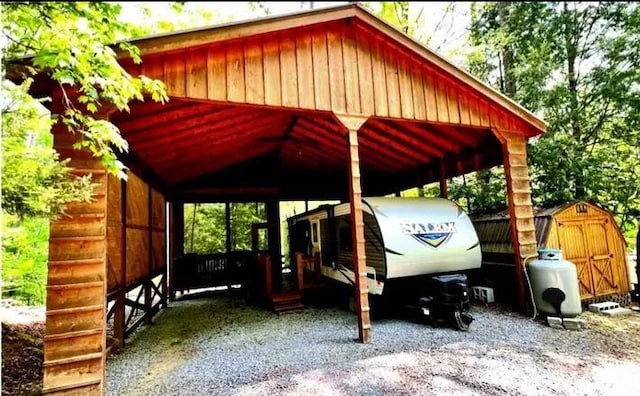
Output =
[
  {"x1": 1, "y1": 215, "x2": 49, "y2": 305},
  {"x1": 1, "y1": 1, "x2": 170, "y2": 305},
  {"x1": 465, "y1": 1, "x2": 640, "y2": 244},
  {"x1": 122, "y1": 2, "x2": 225, "y2": 36},
  {"x1": 367, "y1": 2, "x2": 464, "y2": 52},
  {"x1": 2, "y1": 1, "x2": 168, "y2": 179},
  {"x1": 248, "y1": 1, "x2": 272, "y2": 16},
  {"x1": 1, "y1": 81, "x2": 95, "y2": 219},
  {"x1": 184, "y1": 203, "x2": 266, "y2": 254}
]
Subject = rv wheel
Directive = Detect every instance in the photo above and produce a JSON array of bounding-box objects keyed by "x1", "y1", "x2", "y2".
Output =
[{"x1": 453, "y1": 311, "x2": 473, "y2": 331}]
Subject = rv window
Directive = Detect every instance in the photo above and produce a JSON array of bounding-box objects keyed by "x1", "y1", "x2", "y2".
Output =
[
  {"x1": 312, "y1": 222, "x2": 318, "y2": 243},
  {"x1": 339, "y1": 226, "x2": 352, "y2": 251}
]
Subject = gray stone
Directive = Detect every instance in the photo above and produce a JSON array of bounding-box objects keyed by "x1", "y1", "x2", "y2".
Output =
[
  {"x1": 588, "y1": 301, "x2": 620, "y2": 313},
  {"x1": 547, "y1": 316, "x2": 564, "y2": 329},
  {"x1": 563, "y1": 317, "x2": 587, "y2": 330}
]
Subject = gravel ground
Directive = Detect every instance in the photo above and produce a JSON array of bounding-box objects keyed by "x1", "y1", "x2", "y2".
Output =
[{"x1": 106, "y1": 294, "x2": 640, "y2": 396}]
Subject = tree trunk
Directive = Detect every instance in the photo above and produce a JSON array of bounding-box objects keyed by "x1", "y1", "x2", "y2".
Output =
[
  {"x1": 563, "y1": 1, "x2": 585, "y2": 198},
  {"x1": 498, "y1": 2, "x2": 517, "y2": 98}
]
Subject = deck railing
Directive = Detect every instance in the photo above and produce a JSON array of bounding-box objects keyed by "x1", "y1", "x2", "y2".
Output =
[{"x1": 171, "y1": 251, "x2": 257, "y2": 295}]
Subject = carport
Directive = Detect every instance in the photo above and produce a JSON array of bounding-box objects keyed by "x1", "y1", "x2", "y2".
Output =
[{"x1": 20, "y1": 4, "x2": 546, "y2": 394}]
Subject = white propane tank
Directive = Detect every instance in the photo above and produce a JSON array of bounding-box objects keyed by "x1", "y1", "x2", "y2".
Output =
[{"x1": 527, "y1": 248, "x2": 582, "y2": 318}]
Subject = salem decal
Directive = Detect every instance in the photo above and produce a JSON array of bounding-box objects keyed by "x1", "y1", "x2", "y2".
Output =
[{"x1": 401, "y1": 222, "x2": 456, "y2": 248}]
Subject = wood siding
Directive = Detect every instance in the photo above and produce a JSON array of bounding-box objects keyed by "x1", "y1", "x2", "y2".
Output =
[
  {"x1": 144, "y1": 20, "x2": 538, "y2": 136},
  {"x1": 498, "y1": 131, "x2": 537, "y2": 309},
  {"x1": 105, "y1": 162, "x2": 167, "y2": 352},
  {"x1": 45, "y1": 122, "x2": 107, "y2": 395}
]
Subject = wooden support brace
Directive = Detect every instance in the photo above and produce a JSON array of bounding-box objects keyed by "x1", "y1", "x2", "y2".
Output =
[
  {"x1": 493, "y1": 129, "x2": 538, "y2": 311},
  {"x1": 335, "y1": 113, "x2": 372, "y2": 344}
]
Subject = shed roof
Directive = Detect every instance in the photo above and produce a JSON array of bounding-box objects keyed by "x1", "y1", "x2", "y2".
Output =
[{"x1": 471, "y1": 201, "x2": 620, "y2": 253}]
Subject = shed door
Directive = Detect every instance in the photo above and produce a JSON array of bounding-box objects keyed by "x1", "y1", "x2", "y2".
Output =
[
  {"x1": 585, "y1": 219, "x2": 618, "y2": 296},
  {"x1": 557, "y1": 218, "x2": 618, "y2": 299}
]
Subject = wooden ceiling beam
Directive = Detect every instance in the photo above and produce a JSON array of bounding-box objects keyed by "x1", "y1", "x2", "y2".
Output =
[
  {"x1": 111, "y1": 99, "x2": 186, "y2": 122},
  {"x1": 290, "y1": 123, "x2": 347, "y2": 153},
  {"x1": 357, "y1": 134, "x2": 420, "y2": 168},
  {"x1": 125, "y1": 105, "x2": 252, "y2": 147},
  {"x1": 356, "y1": 144, "x2": 409, "y2": 173},
  {"x1": 297, "y1": 118, "x2": 403, "y2": 172},
  {"x1": 280, "y1": 141, "x2": 345, "y2": 170},
  {"x1": 165, "y1": 142, "x2": 278, "y2": 185},
  {"x1": 358, "y1": 124, "x2": 430, "y2": 164},
  {"x1": 426, "y1": 123, "x2": 482, "y2": 149},
  {"x1": 295, "y1": 117, "x2": 346, "y2": 146},
  {"x1": 387, "y1": 119, "x2": 460, "y2": 154},
  {"x1": 366, "y1": 119, "x2": 446, "y2": 158},
  {"x1": 120, "y1": 103, "x2": 224, "y2": 135},
  {"x1": 150, "y1": 116, "x2": 290, "y2": 169},
  {"x1": 134, "y1": 112, "x2": 289, "y2": 162}
]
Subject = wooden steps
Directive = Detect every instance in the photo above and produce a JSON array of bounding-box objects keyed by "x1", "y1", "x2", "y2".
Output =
[{"x1": 270, "y1": 291, "x2": 304, "y2": 313}]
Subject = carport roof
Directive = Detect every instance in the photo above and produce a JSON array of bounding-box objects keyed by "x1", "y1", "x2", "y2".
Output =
[
  {"x1": 124, "y1": 3, "x2": 545, "y2": 133},
  {"x1": 17, "y1": 3, "x2": 547, "y2": 201}
]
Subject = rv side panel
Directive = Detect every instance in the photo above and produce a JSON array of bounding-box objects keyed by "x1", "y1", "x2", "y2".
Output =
[
  {"x1": 320, "y1": 218, "x2": 333, "y2": 266},
  {"x1": 335, "y1": 212, "x2": 386, "y2": 280}
]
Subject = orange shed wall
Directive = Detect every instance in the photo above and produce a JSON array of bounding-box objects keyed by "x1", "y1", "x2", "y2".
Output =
[
  {"x1": 541, "y1": 203, "x2": 630, "y2": 300},
  {"x1": 127, "y1": 19, "x2": 537, "y2": 136}
]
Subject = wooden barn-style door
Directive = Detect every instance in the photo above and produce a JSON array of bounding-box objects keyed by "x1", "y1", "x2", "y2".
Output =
[{"x1": 557, "y1": 218, "x2": 619, "y2": 299}]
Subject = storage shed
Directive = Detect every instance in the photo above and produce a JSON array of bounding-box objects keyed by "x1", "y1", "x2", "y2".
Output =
[{"x1": 472, "y1": 201, "x2": 631, "y2": 303}]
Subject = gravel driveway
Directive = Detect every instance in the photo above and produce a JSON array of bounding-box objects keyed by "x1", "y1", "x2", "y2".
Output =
[{"x1": 106, "y1": 294, "x2": 640, "y2": 396}]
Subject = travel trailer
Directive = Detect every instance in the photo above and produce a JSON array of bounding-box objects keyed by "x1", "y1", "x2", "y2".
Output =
[{"x1": 287, "y1": 197, "x2": 481, "y2": 329}]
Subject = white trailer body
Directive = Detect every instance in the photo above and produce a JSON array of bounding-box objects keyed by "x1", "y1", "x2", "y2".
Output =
[{"x1": 287, "y1": 197, "x2": 481, "y2": 296}]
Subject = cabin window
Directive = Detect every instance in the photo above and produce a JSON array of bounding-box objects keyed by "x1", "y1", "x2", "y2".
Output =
[{"x1": 339, "y1": 226, "x2": 352, "y2": 251}]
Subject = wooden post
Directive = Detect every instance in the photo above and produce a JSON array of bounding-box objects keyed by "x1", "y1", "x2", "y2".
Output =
[
  {"x1": 225, "y1": 202, "x2": 232, "y2": 253},
  {"x1": 336, "y1": 114, "x2": 371, "y2": 343},
  {"x1": 145, "y1": 185, "x2": 153, "y2": 324},
  {"x1": 266, "y1": 200, "x2": 282, "y2": 291},
  {"x1": 162, "y1": 201, "x2": 169, "y2": 308},
  {"x1": 113, "y1": 177, "x2": 127, "y2": 350},
  {"x1": 173, "y1": 202, "x2": 185, "y2": 256},
  {"x1": 170, "y1": 202, "x2": 184, "y2": 301},
  {"x1": 296, "y1": 253, "x2": 305, "y2": 291},
  {"x1": 261, "y1": 253, "x2": 272, "y2": 300},
  {"x1": 494, "y1": 130, "x2": 538, "y2": 311},
  {"x1": 439, "y1": 159, "x2": 448, "y2": 198},
  {"x1": 43, "y1": 97, "x2": 112, "y2": 394}
]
